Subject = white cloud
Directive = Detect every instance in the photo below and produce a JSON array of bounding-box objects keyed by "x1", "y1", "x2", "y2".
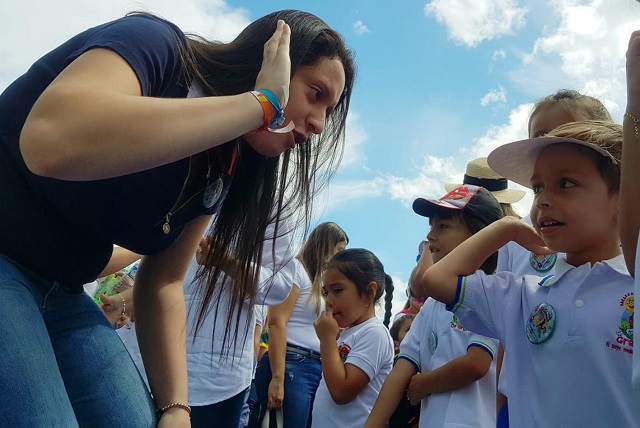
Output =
[
  {"x1": 480, "y1": 86, "x2": 507, "y2": 106},
  {"x1": 0, "y1": 0, "x2": 250, "y2": 92},
  {"x1": 424, "y1": 0, "x2": 527, "y2": 47},
  {"x1": 514, "y1": 0, "x2": 640, "y2": 119},
  {"x1": 353, "y1": 20, "x2": 371, "y2": 35},
  {"x1": 342, "y1": 112, "x2": 368, "y2": 167},
  {"x1": 492, "y1": 50, "x2": 507, "y2": 61}
]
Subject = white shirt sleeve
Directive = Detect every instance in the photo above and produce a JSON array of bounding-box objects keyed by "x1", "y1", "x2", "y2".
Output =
[{"x1": 255, "y1": 210, "x2": 297, "y2": 306}]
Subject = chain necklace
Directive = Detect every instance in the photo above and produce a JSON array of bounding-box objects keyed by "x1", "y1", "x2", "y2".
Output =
[{"x1": 160, "y1": 148, "x2": 237, "y2": 235}]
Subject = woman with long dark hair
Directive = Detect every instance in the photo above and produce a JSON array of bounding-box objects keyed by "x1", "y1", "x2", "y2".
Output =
[{"x1": 0, "y1": 9, "x2": 355, "y2": 428}]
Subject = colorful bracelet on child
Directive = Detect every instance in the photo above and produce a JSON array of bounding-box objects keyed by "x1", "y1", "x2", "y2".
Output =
[
  {"x1": 156, "y1": 402, "x2": 191, "y2": 417},
  {"x1": 250, "y1": 89, "x2": 294, "y2": 133}
]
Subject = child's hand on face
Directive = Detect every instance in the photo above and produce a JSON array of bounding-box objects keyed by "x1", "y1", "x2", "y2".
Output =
[
  {"x1": 314, "y1": 308, "x2": 340, "y2": 342},
  {"x1": 499, "y1": 216, "x2": 554, "y2": 255},
  {"x1": 627, "y1": 30, "x2": 640, "y2": 115}
]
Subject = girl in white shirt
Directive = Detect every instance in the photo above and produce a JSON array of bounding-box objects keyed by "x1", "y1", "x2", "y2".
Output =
[
  {"x1": 250, "y1": 222, "x2": 348, "y2": 428},
  {"x1": 311, "y1": 248, "x2": 395, "y2": 428}
]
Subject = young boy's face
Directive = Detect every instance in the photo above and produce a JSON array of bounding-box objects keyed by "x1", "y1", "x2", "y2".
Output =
[
  {"x1": 427, "y1": 216, "x2": 473, "y2": 264},
  {"x1": 529, "y1": 144, "x2": 620, "y2": 265}
]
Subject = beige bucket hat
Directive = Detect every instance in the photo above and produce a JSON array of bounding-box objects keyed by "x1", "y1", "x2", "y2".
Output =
[{"x1": 445, "y1": 157, "x2": 526, "y2": 204}]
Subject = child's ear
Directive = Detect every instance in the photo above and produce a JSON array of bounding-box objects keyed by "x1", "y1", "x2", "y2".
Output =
[{"x1": 367, "y1": 281, "x2": 378, "y2": 302}]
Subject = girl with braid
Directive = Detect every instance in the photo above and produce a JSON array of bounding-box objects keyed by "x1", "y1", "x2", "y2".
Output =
[{"x1": 311, "y1": 249, "x2": 395, "y2": 428}]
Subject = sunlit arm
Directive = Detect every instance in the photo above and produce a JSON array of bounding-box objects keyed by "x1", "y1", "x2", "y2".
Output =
[
  {"x1": 20, "y1": 48, "x2": 263, "y2": 181},
  {"x1": 133, "y1": 216, "x2": 210, "y2": 427},
  {"x1": 420, "y1": 217, "x2": 550, "y2": 306}
]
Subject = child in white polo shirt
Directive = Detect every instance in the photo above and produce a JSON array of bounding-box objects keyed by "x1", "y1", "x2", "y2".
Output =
[
  {"x1": 621, "y1": 29, "x2": 640, "y2": 389},
  {"x1": 365, "y1": 185, "x2": 502, "y2": 428},
  {"x1": 417, "y1": 120, "x2": 640, "y2": 427}
]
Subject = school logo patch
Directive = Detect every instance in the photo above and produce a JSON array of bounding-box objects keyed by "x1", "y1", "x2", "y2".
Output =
[
  {"x1": 529, "y1": 252, "x2": 557, "y2": 272},
  {"x1": 606, "y1": 293, "x2": 634, "y2": 354},
  {"x1": 338, "y1": 342, "x2": 351, "y2": 363},
  {"x1": 450, "y1": 314, "x2": 466, "y2": 331},
  {"x1": 619, "y1": 293, "x2": 634, "y2": 341}
]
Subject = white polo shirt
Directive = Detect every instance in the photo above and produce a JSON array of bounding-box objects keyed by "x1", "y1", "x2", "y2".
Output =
[
  {"x1": 398, "y1": 298, "x2": 498, "y2": 428},
  {"x1": 311, "y1": 317, "x2": 394, "y2": 428},
  {"x1": 449, "y1": 254, "x2": 640, "y2": 427}
]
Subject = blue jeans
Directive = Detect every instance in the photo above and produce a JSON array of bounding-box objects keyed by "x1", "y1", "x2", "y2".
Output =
[
  {"x1": 191, "y1": 386, "x2": 249, "y2": 428},
  {"x1": 249, "y1": 349, "x2": 323, "y2": 428},
  {"x1": 0, "y1": 254, "x2": 156, "y2": 427}
]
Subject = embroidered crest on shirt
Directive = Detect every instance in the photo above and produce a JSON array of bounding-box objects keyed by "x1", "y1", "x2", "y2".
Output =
[
  {"x1": 450, "y1": 314, "x2": 466, "y2": 331},
  {"x1": 529, "y1": 252, "x2": 557, "y2": 272},
  {"x1": 606, "y1": 293, "x2": 634, "y2": 354},
  {"x1": 338, "y1": 342, "x2": 351, "y2": 363}
]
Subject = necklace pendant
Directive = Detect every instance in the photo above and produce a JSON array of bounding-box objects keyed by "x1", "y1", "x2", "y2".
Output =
[
  {"x1": 203, "y1": 178, "x2": 223, "y2": 209},
  {"x1": 162, "y1": 222, "x2": 171, "y2": 235}
]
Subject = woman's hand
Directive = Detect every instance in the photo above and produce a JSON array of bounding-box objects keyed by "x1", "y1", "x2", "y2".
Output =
[
  {"x1": 255, "y1": 20, "x2": 291, "y2": 107},
  {"x1": 267, "y1": 378, "x2": 285, "y2": 409},
  {"x1": 407, "y1": 373, "x2": 429, "y2": 406},
  {"x1": 314, "y1": 309, "x2": 340, "y2": 342}
]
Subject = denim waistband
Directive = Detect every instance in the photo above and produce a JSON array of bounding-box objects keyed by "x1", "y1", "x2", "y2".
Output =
[{"x1": 286, "y1": 344, "x2": 321, "y2": 361}]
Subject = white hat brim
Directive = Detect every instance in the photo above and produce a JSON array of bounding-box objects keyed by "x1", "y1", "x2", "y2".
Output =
[{"x1": 487, "y1": 137, "x2": 617, "y2": 188}]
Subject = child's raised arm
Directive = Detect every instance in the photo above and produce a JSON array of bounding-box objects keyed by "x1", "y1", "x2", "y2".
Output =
[
  {"x1": 314, "y1": 309, "x2": 371, "y2": 404},
  {"x1": 364, "y1": 359, "x2": 417, "y2": 428},
  {"x1": 419, "y1": 217, "x2": 551, "y2": 305},
  {"x1": 406, "y1": 344, "x2": 494, "y2": 405},
  {"x1": 621, "y1": 30, "x2": 640, "y2": 277}
]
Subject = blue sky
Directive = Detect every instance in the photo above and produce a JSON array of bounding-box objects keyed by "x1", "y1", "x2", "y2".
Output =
[{"x1": 2, "y1": 0, "x2": 639, "y2": 316}]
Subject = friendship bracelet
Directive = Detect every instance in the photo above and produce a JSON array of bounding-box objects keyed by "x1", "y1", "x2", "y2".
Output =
[
  {"x1": 259, "y1": 89, "x2": 285, "y2": 127},
  {"x1": 157, "y1": 402, "x2": 191, "y2": 416},
  {"x1": 624, "y1": 112, "x2": 640, "y2": 139},
  {"x1": 117, "y1": 293, "x2": 126, "y2": 317},
  {"x1": 250, "y1": 90, "x2": 276, "y2": 131}
]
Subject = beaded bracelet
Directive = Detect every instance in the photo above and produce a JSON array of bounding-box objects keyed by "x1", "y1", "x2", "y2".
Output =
[
  {"x1": 624, "y1": 112, "x2": 640, "y2": 139},
  {"x1": 157, "y1": 402, "x2": 191, "y2": 416},
  {"x1": 116, "y1": 294, "x2": 126, "y2": 317}
]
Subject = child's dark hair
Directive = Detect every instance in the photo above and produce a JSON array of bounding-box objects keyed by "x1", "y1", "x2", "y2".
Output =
[
  {"x1": 389, "y1": 314, "x2": 414, "y2": 341},
  {"x1": 429, "y1": 209, "x2": 502, "y2": 274},
  {"x1": 326, "y1": 248, "x2": 395, "y2": 327}
]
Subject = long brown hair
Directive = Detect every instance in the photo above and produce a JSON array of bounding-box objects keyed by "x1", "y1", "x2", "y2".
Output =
[
  {"x1": 297, "y1": 222, "x2": 349, "y2": 315},
  {"x1": 178, "y1": 10, "x2": 356, "y2": 348}
]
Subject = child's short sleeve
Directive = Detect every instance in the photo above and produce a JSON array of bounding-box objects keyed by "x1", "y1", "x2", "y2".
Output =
[
  {"x1": 397, "y1": 299, "x2": 437, "y2": 372},
  {"x1": 447, "y1": 270, "x2": 522, "y2": 342},
  {"x1": 467, "y1": 332, "x2": 499, "y2": 360},
  {"x1": 345, "y1": 324, "x2": 393, "y2": 381}
]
